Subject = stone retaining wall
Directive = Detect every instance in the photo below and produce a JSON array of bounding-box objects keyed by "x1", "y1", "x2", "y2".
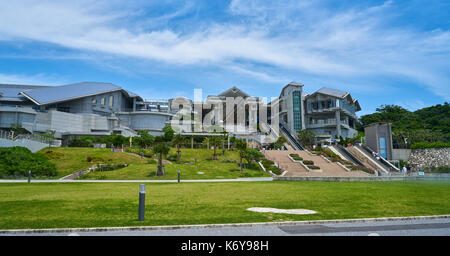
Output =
[{"x1": 408, "y1": 148, "x2": 450, "y2": 171}]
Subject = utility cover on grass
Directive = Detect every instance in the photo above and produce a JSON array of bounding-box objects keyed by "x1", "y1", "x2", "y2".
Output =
[{"x1": 247, "y1": 207, "x2": 317, "y2": 215}]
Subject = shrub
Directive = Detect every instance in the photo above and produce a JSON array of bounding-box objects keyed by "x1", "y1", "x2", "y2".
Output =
[
  {"x1": 424, "y1": 165, "x2": 450, "y2": 173},
  {"x1": 350, "y1": 165, "x2": 375, "y2": 174},
  {"x1": 146, "y1": 159, "x2": 157, "y2": 164},
  {"x1": 0, "y1": 147, "x2": 57, "y2": 178},
  {"x1": 303, "y1": 160, "x2": 314, "y2": 165},
  {"x1": 221, "y1": 159, "x2": 237, "y2": 163},
  {"x1": 267, "y1": 166, "x2": 282, "y2": 175},
  {"x1": 41, "y1": 150, "x2": 65, "y2": 160},
  {"x1": 410, "y1": 142, "x2": 450, "y2": 149},
  {"x1": 93, "y1": 164, "x2": 127, "y2": 172},
  {"x1": 167, "y1": 153, "x2": 178, "y2": 161},
  {"x1": 308, "y1": 165, "x2": 320, "y2": 170},
  {"x1": 289, "y1": 154, "x2": 303, "y2": 161}
]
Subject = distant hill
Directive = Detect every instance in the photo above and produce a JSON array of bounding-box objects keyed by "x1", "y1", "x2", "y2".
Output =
[{"x1": 358, "y1": 103, "x2": 450, "y2": 147}]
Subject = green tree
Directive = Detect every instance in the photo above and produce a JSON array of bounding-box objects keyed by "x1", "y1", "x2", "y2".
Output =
[
  {"x1": 241, "y1": 148, "x2": 264, "y2": 167},
  {"x1": 274, "y1": 136, "x2": 287, "y2": 149},
  {"x1": 162, "y1": 125, "x2": 175, "y2": 142},
  {"x1": 297, "y1": 130, "x2": 315, "y2": 148},
  {"x1": 172, "y1": 133, "x2": 184, "y2": 161},
  {"x1": 10, "y1": 124, "x2": 29, "y2": 135},
  {"x1": 209, "y1": 136, "x2": 221, "y2": 160},
  {"x1": 153, "y1": 143, "x2": 170, "y2": 176},
  {"x1": 234, "y1": 138, "x2": 247, "y2": 172},
  {"x1": 135, "y1": 130, "x2": 155, "y2": 148}
]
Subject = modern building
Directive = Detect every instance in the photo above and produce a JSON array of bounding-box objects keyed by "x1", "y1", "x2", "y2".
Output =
[
  {"x1": 364, "y1": 122, "x2": 393, "y2": 160},
  {"x1": 0, "y1": 82, "x2": 173, "y2": 142},
  {"x1": 1, "y1": 81, "x2": 361, "y2": 146},
  {"x1": 277, "y1": 82, "x2": 361, "y2": 144}
]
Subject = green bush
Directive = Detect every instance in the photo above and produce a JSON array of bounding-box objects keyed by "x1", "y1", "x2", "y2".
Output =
[
  {"x1": 40, "y1": 150, "x2": 65, "y2": 160},
  {"x1": 308, "y1": 165, "x2": 320, "y2": 170},
  {"x1": 303, "y1": 160, "x2": 314, "y2": 165},
  {"x1": 0, "y1": 147, "x2": 57, "y2": 178},
  {"x1": 289, "y1": 154, "x2": 303, "y2": 161},
  {"x1": 125, "y1": 147, "x2": 153, "y2": 158},
  {"x1": 147, "y1": 159, "x2": 157, "y2": 164},
  {"x1": 424, "y1": 166, "x2": 450, "y2": 173},
  {"x1": 350, "y1": 165, "x2": 375, "y2": 174},
  {"x1": 410, "y1": 142, "x2": 450, "y2": 149},
  {"x1": 267, "y1": 166, "x2": 282, "y2": 175}
]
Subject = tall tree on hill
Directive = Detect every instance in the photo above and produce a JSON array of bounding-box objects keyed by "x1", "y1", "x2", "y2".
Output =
[
  {"x1": 209, "y1": 136, "x2": 221, "y2": 160},
  {"x1": 172, "y1": 133, "x2": 184, "y2": 162},
  {"x1": 234, "y1": 138, "x2": 247, "y2": 172},
  {"x1": 153, "y1": 143, "x2": 170, "y2": 176}
]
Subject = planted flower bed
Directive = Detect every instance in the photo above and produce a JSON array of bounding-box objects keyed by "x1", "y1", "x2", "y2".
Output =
[
  {"x1": 350, "y1": 165, "x2": 375, "y2": 174},
  {"x1": 261, "y1": 159, "x2": 282, "y2": 175},
  {"x1": 289, "y1": 154, "x2": 303, "y2": 161}
]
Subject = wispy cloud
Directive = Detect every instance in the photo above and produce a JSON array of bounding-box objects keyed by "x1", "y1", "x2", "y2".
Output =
[
  {"x1": 0, "y1": 72, "x2": 66, "y2": 86},
  {"x1": 0, "y1": 0, "x2": 448, "y2": 100}
]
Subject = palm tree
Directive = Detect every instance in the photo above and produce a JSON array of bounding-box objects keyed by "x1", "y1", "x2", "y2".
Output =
[
  {"x1": 172, "y1": 134, "x2": 184, "y2": 162},
  {"x1": 153, "y1": 143, "x2": 170, "y2": 176},
  {"x1": 234, "y1": 138, "x2": 247, "y2": 172},
  {"x1": 209, "y1": 136, "x2": 221, "y2": 160}
]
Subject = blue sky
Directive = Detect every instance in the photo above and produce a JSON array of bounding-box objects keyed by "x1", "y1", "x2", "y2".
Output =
[{"x1": 0, "y1": 0, "x2": 449, "y2": 116}]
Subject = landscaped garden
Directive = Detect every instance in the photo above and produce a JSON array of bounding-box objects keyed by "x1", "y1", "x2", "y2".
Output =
[
  {"x1": 33, "y1": 147, "x2": 271, "y2": 180},
  {"x1": 0, "y1": 180, "x2": 448, "y2": 230}
]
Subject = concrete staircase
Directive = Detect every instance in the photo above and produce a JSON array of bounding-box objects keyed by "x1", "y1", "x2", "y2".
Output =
[{"x1": 263, "y1": 150, "x2": 370, "y2": 177}]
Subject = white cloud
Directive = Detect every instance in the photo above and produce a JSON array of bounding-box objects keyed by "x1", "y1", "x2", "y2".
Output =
[
  {"x1": 0, "y1": 0, "x2": 448, "y2": 100},
  {"x1": 0, "y1": 73, "x2": 65, "y2": 86}
]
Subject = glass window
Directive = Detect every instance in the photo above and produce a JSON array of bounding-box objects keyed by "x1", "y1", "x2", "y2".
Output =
[
  {"x1": 101, "y1": 97, "x2": 105, "y2": 106},
  {"x1": 92, "y1": 98, "x2": 97, "y2": 104},
  {"x1": 109, "y1": 95, "x2": 114, "y2": 108}
]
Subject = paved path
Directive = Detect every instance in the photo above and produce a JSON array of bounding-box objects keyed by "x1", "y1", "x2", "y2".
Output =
[
  {"x1": 0, "y1": 177, "x2": 273, "y2": 183},
  {"x1": 2, "y1": 217, "x2": 449, "y2": 236}
]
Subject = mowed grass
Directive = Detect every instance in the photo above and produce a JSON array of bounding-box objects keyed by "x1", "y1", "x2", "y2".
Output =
[
  {"x1": 37, "y1": 147, "x2": 147, "y2": 178},
  {"x1": 0, "y1": 181, "x2": 449, "y2": 230},
  {"x1": 46, "y1": 147, "x2": 270, "y2": 180}
]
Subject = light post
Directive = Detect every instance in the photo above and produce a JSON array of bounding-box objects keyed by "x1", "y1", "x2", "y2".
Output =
[{"x1": 138, "y1": 184, "x2": 146, "y2": 221}]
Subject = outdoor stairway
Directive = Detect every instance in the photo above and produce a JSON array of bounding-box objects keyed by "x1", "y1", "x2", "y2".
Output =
[
  {"x1": 357, "y1": 145, "x2": 400, "y2": 173},
  {"x1": 263, "y1": 150, "x2": 370, "y2": 177},
  {"x1": 332, "y1": 145, "x2": 364, "y2": 166},
  {"x1": 345, "y1": 146, "x2": 389, "y2": 175}
]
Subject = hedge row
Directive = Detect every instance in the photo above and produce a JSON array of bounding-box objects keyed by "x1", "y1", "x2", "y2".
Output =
[{"x1": 410, "y1": 142, "x2": 450, "y2": 149}]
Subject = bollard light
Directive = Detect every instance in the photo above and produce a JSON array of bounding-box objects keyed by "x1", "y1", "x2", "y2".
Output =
[
  {"x1": 28, "y1": 170, "x2": 31, "y2": 183},
  {"x1": 138, "y1": 184, "x2": 146, "y2": 221},
  {"x1": 178, "y1": 170, "x2": 181, "y2": 183}
]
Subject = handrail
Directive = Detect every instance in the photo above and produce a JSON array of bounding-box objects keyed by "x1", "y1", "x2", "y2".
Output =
[
  {"x1": 279, "y1": 123, "x2": 303, "y2": 150},
  {"x1": 335, "y1": 144, "x2": 365, "y2": 166},
  {"x1": 360, "y1": 144, "x2": 400, "y2": 172}
]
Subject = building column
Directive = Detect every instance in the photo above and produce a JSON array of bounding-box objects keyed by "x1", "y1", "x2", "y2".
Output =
[
  {"x1": 335, "y1": 110, "x2": 341, "y2": 138},
  {"x1": 133, "y1": 98, "x2": 136, "y2": 112}
]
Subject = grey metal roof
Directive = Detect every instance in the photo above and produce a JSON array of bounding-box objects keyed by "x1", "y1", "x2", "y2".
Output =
[
  {"x1": 0, "y1": 84, "x2": 50, "y2": 102},
  {"x1": 315, "y1": 87, "x2": 348, "y2": 98},
  {"x1": 20, "y1": 82, "x2": 124, "y2": 105},
  {"x1": 218, "y1": 86, "x2": 250, "y2": 98}
]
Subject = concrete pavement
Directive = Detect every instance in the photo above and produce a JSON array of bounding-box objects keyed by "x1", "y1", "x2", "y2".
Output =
[
  {"x1": 2, "y1": 216, "x2": 449, "y2": 236},
  {"x1": 0, "y1": 177, "x2": 273, "y2": 183}
]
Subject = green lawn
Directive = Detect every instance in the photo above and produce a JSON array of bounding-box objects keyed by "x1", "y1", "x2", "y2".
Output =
[
  {"x1": 38, "y1": 147, "x2": 270, "y2": 180},
  {"x1": 37, "y1": 147, "x2": 147, "y2": 178},
  {"x1": 0, "y1": 181, "x2": 449, "y2": 230}
]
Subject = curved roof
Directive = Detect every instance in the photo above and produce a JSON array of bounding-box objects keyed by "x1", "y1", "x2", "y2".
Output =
[
  {"x1": 19, "y1": 82, "x2": 142, "y2": 105},
  {"x1": 0, "y1": 84, "x2": 50, "y2": 102}
]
